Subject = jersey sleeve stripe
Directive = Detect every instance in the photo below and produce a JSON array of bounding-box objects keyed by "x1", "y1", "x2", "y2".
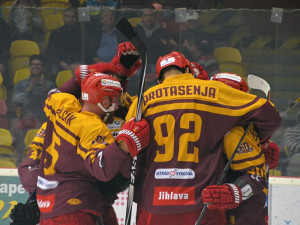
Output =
[{"x1": 144, "y1": 97, "x2": 265, "y2": 117}]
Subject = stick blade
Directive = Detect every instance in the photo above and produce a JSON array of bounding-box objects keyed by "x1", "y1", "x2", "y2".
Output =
[{"x1": 247, "y1": 74, "x2": 270, "y2": 97}]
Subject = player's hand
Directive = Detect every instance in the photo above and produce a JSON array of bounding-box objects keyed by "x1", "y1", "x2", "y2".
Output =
[
  {"x1": 111, "y1": 42, "x2": 141, "y2": 77},
  {"x1": 116, "y1": 118, "x2": 150, "y2": 157},
  {"x1": 202, "y1": 184, "x2": 242, "y2": 209},
  {"x1": 10, "y1": 201, "x2": 40, "y2": 225},
  {"x1": 262, "y1": 141, "x2": 280, "y2": 169}
]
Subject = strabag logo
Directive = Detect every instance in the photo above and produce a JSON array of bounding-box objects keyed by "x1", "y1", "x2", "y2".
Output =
[
  {"x1": 155, "y1": 168, "x2": 195, "y2": 179},
  {"x1": 153, "y1": 186, "x2": 195, "y2": 205},
  {"x1": 37, "y1": 194, "x2": 55, "y2": 213}
]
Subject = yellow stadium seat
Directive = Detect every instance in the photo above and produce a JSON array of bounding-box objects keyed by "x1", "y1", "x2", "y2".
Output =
[
  {"x1": 0, "y1": 85, "x2": 7, "y2": 101},
  {"x1": 41, "y1": 0, "x2": 70, "y2": 2},
  {"x1": 41, "y1": 1, "x2": 71, "y2": 8},
  {"x1": 218, "y1": 62, "x2": 246, "y2": 77},
  {"x1": 0, "y1": 128, "x2": 13, "y2": 146},
  {"x1": 42, "y1": 13, "x2": 64, "y2": 48},
  {"x1": 0, "y1": 145, "x2": 16, "y2": 155},
  {"x1": 56, "y1": 70, "x2": 73, "y2": 88},
  {"x1": 0, "y1": 72, "x2": 3, "y2": 85},
  {"x1": 43, "y1": 13, "x2": 64, "y2": 31},
  {"x1": 0, "y1": 160, "x2": 17, "y2": 168},
  {"x1": 9, "y1": 56, "x2": 31, "y2": 80},
  {"x1": 214, "y1": 47, "x2": 242, "y2": 63},
  {"x1": 24, "y1": 129, "x2": 39, "y2": 148},
  {"x1": 10, "y1": 40, "x2": 40, "y2": 57},
  {"x1": 13, "y1": 69, "x2": 31, "y2": 86},
  {"x1": 1, "y1": 0, "x2": 15, "y2": 24},
  {"x1": 128, "y1": 17, "x2": 142, "y2": 27}
]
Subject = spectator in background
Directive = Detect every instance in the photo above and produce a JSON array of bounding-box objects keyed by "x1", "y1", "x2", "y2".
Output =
[
  {"x1": 182, "y1": 35, "x2": 220, "y2": 77},
  {"x1": 9, "y1": 0, "x2": 43, "y2": 42},
  {"x1": 0, "y1": 18, "x2": 13, "y2": 88},
  {"x1": 84, "y1": 9, "x2": 126, "y2": 64},
  {"x1": 11, "y1": 55, "x2": 55, "y2": 160},
  {"x1": 135, "y1": 5, "x2": 169, "y2": 67},
  {"x1": 46, "y1": 8, "x2": 83, "y2": 80},
  {"x1": 169, "y1": 11, "x2": 212, "y2": 51},
  {"x1": 284, "y1": 111, "x2": 300, "y2": 177}
]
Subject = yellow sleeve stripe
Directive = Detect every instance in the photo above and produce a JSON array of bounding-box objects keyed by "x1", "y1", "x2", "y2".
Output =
[
  {"x1": 54, "y1": 120, "x2": 79, "y2": 146},
  {"x1": 144, "y1": 97, "x2": 266, "y2": 117}
]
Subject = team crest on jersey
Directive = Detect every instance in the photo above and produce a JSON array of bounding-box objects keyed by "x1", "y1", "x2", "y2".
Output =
[
  {"x1": 237, "y1": 142, "x2": 253, "y2": 154},
  {"x1": 92, "y1": 135, "x2": 108, "y2": 145}
]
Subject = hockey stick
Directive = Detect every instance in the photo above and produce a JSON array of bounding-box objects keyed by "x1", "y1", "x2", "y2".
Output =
[
  {"x1": 247, "y1": 74, "x2": 271, "y2": 100},
  {"x1": 195, "y1": 124, "x2": 252, "y2": 225},
  {"x1": 247, "y1": 75, "x2": 300, "y2": 116},
  {"x1": 116, "y1": 17, "x2": 148, "y2": 225},
  {"x1": 280, "y1": 97, "x2": 300, "y2": 117}
]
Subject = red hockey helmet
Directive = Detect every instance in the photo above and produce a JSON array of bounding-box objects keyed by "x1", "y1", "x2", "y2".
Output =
[
  {"x1": 212, "y1": 72, "x2": 248, "y2": 93},
  {"x1": 156, "y1": 51, "x2": 193, "y2": 80},
  {"x1": 81, "y1": 72, "x2": 123, "y2": 111},
  {"x1": 191, "y1": 62, "x2": 209, "y2": 80}
]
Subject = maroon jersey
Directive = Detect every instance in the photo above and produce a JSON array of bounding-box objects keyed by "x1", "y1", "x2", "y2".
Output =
[
  {"x1": 37, "y1": 90, "x2": 131, "y2": 220},
  {"x1": 126, "y1": 73, "x2": 281, "y2": 214}
]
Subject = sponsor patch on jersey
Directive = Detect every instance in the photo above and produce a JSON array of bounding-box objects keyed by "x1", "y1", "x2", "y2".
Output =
[
  {"x1": 160, "y1": 57, "x2": 176, "y2": 67},
  {"x1": 37, "y1": 176, "x2": 59, "y2": 190},
  {"x1": 37, "y1": 194, "x2": 55, "y2": 213},
  {"x1": 153, "y1": 186, "x2": 195, "y2": 205},
  {"x1": 67, "y1": 198, "x2": 82, "y2": 205},
  {"x1": 155, "y1": 168, "x2": 195, "y2": 179}
]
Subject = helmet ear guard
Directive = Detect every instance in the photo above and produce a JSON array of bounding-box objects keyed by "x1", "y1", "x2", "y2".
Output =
[
  {"x1": 81, "y1": 72, "x2": 123, "y2": 113},
  {"x1": 156, "y1": 51, "x2": 193, "y2": 81},
  {"x1": 212, "y1": 72, "x2": 248, "y2": 93}
]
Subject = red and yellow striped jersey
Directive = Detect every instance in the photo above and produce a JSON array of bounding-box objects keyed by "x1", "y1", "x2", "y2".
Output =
[{"x1": 126, "y1": 73, "x2": 281, "y2": 214}]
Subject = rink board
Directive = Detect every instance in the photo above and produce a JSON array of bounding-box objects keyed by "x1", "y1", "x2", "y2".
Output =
[
  {"x1": 0, "y1": 168, "x2": 299, "y2": 225},
  {"x1": 268, "y1": 176, "x2": 300, "y2": 225}
]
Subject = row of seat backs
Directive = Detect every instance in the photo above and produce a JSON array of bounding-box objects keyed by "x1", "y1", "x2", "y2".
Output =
[{"x1": 13, "y1": 69, "x2": 72, "y2": 87}]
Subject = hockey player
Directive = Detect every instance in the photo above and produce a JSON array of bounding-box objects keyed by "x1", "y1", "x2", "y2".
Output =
[
  {"x1": 201, "y1": 72, "x2": 280, "y2": 225},
  {"x1": 74, "y1": 41, "x2": 140, "y2": 137},
  {"x1": 34, "y1": 73, "x2": 149, "y2": 225},
  {"x1": 125, "y1": 51, "x2": 281, "y2": 225},
  {"x1": 12, "y1": 42, "x2": 142, "y2": 225}
]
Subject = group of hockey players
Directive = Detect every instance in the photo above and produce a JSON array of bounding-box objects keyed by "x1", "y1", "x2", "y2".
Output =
[{"x1": 10, "y1": 41, "x2": 281, "y2": 225}]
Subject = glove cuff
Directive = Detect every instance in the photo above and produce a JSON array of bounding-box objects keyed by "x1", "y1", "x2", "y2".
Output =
[
  {"x1": 226, "y1": 183, "x2": 242, "y2": 207},
  {"x1": 118, "y1": 129, "x2": 141, "y2": 151}
]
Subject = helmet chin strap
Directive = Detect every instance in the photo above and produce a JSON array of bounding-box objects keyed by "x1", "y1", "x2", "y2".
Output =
[{"x1": 97, "y1": 102, "x2": 116, "y2": 122}]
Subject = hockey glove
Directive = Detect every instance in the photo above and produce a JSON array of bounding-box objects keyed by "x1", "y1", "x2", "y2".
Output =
[
  {"x1": 262, "y1": 141, "x2": 280, "y2": 169},
  {"x1": 202, "y1": 184, "x2": 242, "y2": 209},
  {"x1": 111, "y1": 42, "x2": 141, "y2": 77},
  {"x1": 10, "y1": 201, "x2": 40, "y2": 225},
  {"x1": 116, "y1": 118, "x2": 150, "y2": 157},
  {"x1": 75, "y1": 63, "x2": 122, "y2": 84},
  {"x1": 191, "y1": 62, "x2": 209, "y2": 80}
]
